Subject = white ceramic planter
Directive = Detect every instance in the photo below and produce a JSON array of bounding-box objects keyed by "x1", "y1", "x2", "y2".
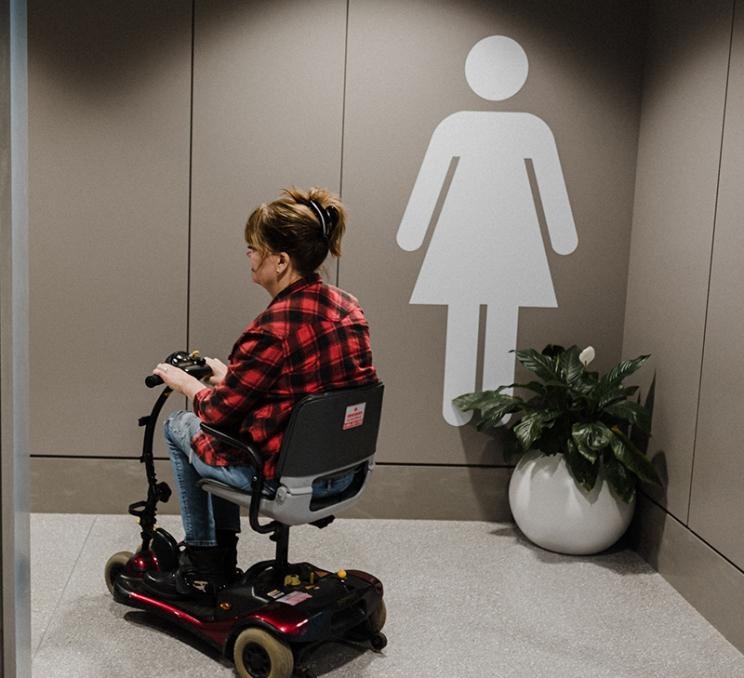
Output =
[{"x1": 508, "y1": 449, "x2": 635, "y2": 555}]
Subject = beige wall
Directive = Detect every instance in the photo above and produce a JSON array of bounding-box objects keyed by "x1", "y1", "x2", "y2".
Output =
[
  {"x1": 622, "y1": 0, "x2": 733, "y2": 519},
  {"x1": 29, "y1": 0, "x2": 646, "y2": 517},
  {"x1": 28, "y1": 0, "x2": 744, "y2": 653},
  {"x1": 189, "y1": 0, "x2": 348, "y2": 357},
  {"x1": 28, "y1": 0, "x2": 193, "y2": 458},
  {"x1": 624, "y1": 0, "x2": 744, "y2": 653}
]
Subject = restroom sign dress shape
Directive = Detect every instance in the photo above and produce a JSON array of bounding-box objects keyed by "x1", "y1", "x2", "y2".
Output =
[{"x1": 397, "y1": 36, "x2": 578, "y2": 427}]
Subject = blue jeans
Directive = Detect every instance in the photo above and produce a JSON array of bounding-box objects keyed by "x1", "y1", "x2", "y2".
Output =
[{"x1": 164, "y1": 411, "x2": 354, "y2": 546}]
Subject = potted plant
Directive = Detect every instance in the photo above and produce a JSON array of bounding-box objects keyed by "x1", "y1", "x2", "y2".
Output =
[{"x1": 454, "y1": 344, "x2": 662, "y2": 555}]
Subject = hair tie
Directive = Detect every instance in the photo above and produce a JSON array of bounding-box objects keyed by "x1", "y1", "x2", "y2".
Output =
[
  {"x1": 325, "y1": 204, "x2": 339, "y2": 229},
  {"x1": 308, "y1": 199, "x2": 329, "y2": 240}
]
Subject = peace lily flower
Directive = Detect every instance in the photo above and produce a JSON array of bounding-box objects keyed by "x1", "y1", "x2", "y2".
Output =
[{"x1": 579, "y1": 346, "x2": 595, "y2": 368}]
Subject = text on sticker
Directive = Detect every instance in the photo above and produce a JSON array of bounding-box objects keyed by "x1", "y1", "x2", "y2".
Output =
[{"x1": 343, "y1": 402, "x2": 366, "y2": 430}]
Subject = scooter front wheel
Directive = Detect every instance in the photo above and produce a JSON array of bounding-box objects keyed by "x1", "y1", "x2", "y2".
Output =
[
  {"x1": 233, "y1": 627, "x2": 294, "y2": 678},
  {"x1": 104, "y1": 551, "x2": 133, "y2": 594}
]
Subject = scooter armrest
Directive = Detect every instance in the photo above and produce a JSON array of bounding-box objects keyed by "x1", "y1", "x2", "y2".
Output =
[{"x1": 199, "y1": 423, "x2": 264, "y2": 473}]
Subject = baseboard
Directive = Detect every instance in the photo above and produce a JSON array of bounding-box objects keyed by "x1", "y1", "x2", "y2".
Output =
[
  {"x1": 30, "y1": 456, "x2": 513, "y2": 522},
  {"x1": 628, "y1": 492, "x2": 744, "y2": 653}
]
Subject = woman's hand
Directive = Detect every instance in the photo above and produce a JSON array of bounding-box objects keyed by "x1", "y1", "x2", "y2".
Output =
[
  {"x1": 205, "y1": 357, "x2": 228, "y2": 385},
  {"x1": 152, "y1": 363, "x2": 209, "y2": 401}
]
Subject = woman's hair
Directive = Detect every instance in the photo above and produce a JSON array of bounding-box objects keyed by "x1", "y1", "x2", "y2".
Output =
[{"x1": 245, "y1": 187, "x2": 347, "y2": 276}]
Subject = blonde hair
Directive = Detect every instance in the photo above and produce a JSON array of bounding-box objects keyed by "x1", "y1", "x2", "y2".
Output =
[{"x1": 245, "y1": 187, "x2": 347, "y2": 275}]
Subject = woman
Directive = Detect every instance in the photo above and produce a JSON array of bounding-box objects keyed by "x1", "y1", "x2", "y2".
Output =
[{"x1": 144, "y1": 187, "x2": 378, "y2": 601}]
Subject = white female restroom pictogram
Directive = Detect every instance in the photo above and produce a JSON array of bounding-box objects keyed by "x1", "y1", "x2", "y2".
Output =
[{"x1": 397, "y1": 36, "x2": 578, "y2": 426}]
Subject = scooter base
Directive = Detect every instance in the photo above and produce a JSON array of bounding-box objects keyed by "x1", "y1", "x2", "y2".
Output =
[{"x1": 113, "y1": 561, "x2": 384, "y2": 656}]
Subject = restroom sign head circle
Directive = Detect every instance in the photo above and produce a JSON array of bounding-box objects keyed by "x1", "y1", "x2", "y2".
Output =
[{"x1": 465, "y1": 36, "x2": 529, "y2": 101}]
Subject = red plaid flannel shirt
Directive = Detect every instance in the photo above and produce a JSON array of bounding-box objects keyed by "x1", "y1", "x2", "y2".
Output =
[{"x1": 192, "y1": 273, "x2": 378, "y2": 479}]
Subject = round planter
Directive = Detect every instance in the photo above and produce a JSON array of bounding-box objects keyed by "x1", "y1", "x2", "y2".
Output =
[{"x1": 508, "y1": 449, "x2": 635, "y2": 555}]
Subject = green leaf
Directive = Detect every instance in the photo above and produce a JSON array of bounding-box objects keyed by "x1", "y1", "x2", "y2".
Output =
[
  {"x1": 541, "y1": 344, "x2": 565, "y2": 358},
  {"x1": 609, "y1": 429, "x2": 662, "y2": 486},
  {"x1": 604, "y1": 355, "x2": 650, "y2": 387},
  {"x1": 454, "y1": 390, "x2": 522, "y2": 413},
  {"x1": 453, "y1": 391, "x2": 498, "y2": 412},
  {"x1": 565, "y1": 439, "x2": 600, "y2": 491},
  {"x1": 476, "y1": 402, "x2": 523, "y2": 431},
  {"x1": 513, "y1": 413, "x2": 542, "y2": 450},
  {"x1": 478, "y1": 394, "x2": 523, "y2": 416},
  {"x1": 604, "y1": 400, "x2": 650, "y2": 432},
  {"x1": 603, "y1": 454, "x2": 635, "y2": 503},
  {"x1": 571, "y1": 422, "x2": 612, "y2": 462},
  {"x1": 598, "y1": 385, "x2": 640, "y2": 409},
  {"x1": 556, "y1": 345, "x2": 584, "y2": 384},
  {"x1": 513, "y1": 411, "x2": 560, "y2": 450},
  {"x1": 504, "y1": 381, "x2": 547, "y2": 396},
  {"x1": 513, "y1": 348, "x2": 561, "y2": 382}
]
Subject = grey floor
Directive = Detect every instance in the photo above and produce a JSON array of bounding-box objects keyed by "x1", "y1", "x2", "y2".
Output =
[{"x1": 31, "y1": 514, "x2": 744, "y2": 678}]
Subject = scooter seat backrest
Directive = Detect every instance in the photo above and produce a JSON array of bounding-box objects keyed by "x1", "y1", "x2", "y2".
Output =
[{"x1": 274, "y1": 382, "x2": 384, "y2": 481}]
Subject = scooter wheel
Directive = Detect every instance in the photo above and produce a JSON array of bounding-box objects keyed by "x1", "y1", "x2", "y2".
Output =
[
  {"x1": 348, "y1": 598, "x2": 387, "y2": 642},
  {"x1": 104, "y1": 551, "x2": 133, "y2": 594},
  {"x1": 370, "y1": 632, "x2": 387, "y2": 652},
  {"x1": 233, "y1": 627, "x2": 294, "y2": 678}
]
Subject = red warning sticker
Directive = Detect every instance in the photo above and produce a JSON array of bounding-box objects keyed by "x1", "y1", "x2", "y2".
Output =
[{"x1": 343, "y1": 402, "x2": 366, "y2": 430}]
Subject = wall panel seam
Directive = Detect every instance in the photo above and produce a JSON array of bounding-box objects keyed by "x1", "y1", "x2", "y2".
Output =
[
  {"x1": 186, "y1": 0, "x2": 196, "y2": 352},
  {"x1": 336, "y1": 0, "x2": 350, "y2": 288},
  {"x1": 686, "y1": 0, "x2": 737, "y2": 525}
]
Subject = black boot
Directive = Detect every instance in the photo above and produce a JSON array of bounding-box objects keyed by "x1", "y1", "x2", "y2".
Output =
[
  {"x1": 142, "y1": 545, "x2": 229, "y2": 601},
  {"x1": 216, "y1": 529, "x2": 240, "y2": 583}
]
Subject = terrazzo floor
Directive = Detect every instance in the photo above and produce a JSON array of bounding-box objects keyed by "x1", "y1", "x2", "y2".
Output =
[{"x1": 31, "y1": 513, "x2": 744, "y2": 678}]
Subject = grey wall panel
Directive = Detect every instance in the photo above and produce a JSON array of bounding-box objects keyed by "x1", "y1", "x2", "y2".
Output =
[
  {"x1": 688, "y1": 1, "x2": 744, "y2": 566},
  {"x1": 189, "y1": 0, "x2": 347, "y2": 359},
  {"x1": 28, "y1": 0, "x2": 192, "y2": 456},
  {"x1": 621, "y1": 0, "x2": 733, "y2": 518},
  {"x1": 342, "y1": 0, "x2": 645, "y2": 465}
]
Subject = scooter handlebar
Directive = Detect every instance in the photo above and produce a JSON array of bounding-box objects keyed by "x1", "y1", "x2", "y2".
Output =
[
  {"x1": 145, "y1": 374, "x2": 164, "y2": 388},
  {"x1": 145, "y1": 350, "x2": 213, "y2": 388}
]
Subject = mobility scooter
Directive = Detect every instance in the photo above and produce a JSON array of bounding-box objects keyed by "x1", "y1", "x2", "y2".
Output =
[{"x1": 105, "y1": 351, "x2": 387, "y2": 678}]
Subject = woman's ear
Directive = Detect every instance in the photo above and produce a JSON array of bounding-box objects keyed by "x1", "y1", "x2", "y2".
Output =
[{"x1": 276, "y1": 251, "x2": 290, "y2": 273}]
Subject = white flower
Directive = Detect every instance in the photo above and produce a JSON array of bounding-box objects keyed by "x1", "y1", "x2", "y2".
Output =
[{"x1": 579, "y1": 346, "x2": 595, "y2": 367}]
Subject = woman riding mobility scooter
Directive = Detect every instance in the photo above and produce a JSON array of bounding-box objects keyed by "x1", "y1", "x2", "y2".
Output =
[{"x1": 105, "y1": 351, "x2": 387, "y2": 678}]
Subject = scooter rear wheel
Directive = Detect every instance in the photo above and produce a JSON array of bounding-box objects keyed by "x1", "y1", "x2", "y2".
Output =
[
  {"x1": 104, "y1": 551, "x2": 133, "y2": 594},
  {"x1": 233, "y1": 627, "x2": 294, "y2": 678}
]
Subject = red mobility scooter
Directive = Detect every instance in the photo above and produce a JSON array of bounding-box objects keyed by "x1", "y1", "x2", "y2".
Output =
[{"x1": 105, "y1": 351, "x2": 387, "y2": 678}]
